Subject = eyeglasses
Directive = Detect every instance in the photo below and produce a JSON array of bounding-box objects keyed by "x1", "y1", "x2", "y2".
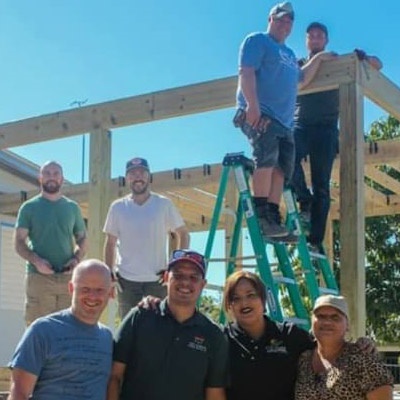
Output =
[
  {"x1": 313, "y1": 312, "x2": 345, "y2": 323},
  {"x1": 230, "y1": 292, "x2": 260, "y2": 305},
  {"x1": 171, "y1": 250, "x2": 206, "y2": 270}
]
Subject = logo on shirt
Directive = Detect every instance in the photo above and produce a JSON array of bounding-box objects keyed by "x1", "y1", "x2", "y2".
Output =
[
  {"x1": 187, "y1": 335, "x2": 207, "y2": 352},
  {"x1": 265, "y1": 339, "x2": 288, "y2": 354},
  {"x1": 279, "y1": 49, "x2": 298, "y2": 70}
]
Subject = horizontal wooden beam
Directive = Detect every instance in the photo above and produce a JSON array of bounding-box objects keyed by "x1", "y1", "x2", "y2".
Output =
[
  {"x1": 361, "y1": 61, "x2": 400, "y2": 121},
  {"x1": 0, "y1": 55, "x2": 358, "y2": 149}
]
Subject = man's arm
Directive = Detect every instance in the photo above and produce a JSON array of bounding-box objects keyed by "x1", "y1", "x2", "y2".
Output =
[
  {"x1": 14, "y1": 228, "x2": 53, "y2": 275},
  {"x1": 8, "y1": 368, "x2": 38, "y2": 400},
  {"x1": 106, "y1": 361, "x2": 126, "y2": 400},
  {"x1": 366, "y1": 385, "x2": 392, "y2": 400},
  {"x1": 104, "y1": 233, "x2": 118, "y2": 271},
  {"x1": 299, "y1": 51, "x2": 337, "y2": 89},
  {"x1": 205, "y1": 387, "x2": 226, "y2": 400},
  {"x1": 63, "y1": 231, "x2": 88, "y2": 272},
  {"x1": 173, "y1": 225, "x2": 190, "y2": 249},
  {"x1": 238, "y1": 66, "x2": 261, "y2": 127}
]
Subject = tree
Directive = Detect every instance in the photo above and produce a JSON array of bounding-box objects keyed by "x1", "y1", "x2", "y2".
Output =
[{"x1": 334, "y1": 115, "x2": 400, "y2": 343}]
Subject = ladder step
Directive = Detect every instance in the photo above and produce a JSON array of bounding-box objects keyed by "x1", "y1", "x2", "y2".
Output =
[
  {"x1": 319, "y1": 287, "x2": 339, "y2": 295},
  {"x1": 274, "y1": 276, "x2": 296, "y2": 285},
  {"x1": 309, "y1": 251, "x2": 328, "y2": 260},
  {"x1": 285, "y1": 317, "x2": 309, "y2": 326}
]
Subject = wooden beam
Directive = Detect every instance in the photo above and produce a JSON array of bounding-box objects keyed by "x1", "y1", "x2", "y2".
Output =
[
  {"x1": 339, "y1": 81, "x2": 366, "y2": 337},
  {"x1": 365, "y1": 165, "x2": 400, "y2": 195},
  {"x1": 361, "y1": 61, "x2": 400, "y2": 120},
  {"x1": 0, "y1": 55, "x2": 358, "y2": 149},
  {"x1": 87, "y1": 129, "x2": 111, "y2": 259}
]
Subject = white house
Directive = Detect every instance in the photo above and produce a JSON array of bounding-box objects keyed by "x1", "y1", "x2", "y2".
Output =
[{"x1": 0, "y1": 150, "x2": 40, "y2": 366}]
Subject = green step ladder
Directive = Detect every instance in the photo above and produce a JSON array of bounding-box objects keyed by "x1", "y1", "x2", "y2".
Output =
[{"x1": 204, "y1": 153, "x2": 339, "y2": 330}]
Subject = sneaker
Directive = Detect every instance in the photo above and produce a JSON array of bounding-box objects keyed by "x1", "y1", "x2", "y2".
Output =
[
  {"x1": 299, "y1": 210, "x2": 311, "y2": 226},
  {"x1": 259, "y1": 216, "x2": 289, "y2": 238},
  {"x1": 307, "y1": 241, "x2": 324, "y2": 255}
]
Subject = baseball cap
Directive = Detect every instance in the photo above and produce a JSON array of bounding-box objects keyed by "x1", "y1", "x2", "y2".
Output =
[
  {"x1": 168, "y1": 249, "x2": 206, "y2": 278},
  {"x1": 126, "y1": 157, "x2": 150, "y2": 173},
  {"x1": 306, "y1": 22, "x2": 329, "y2": 38},
  {"x1": 313, "y1": 294, "x2": 349, "y2": 319},
  {"x1": 269, "y1": 2, "x2": 294, "y2": 20}
]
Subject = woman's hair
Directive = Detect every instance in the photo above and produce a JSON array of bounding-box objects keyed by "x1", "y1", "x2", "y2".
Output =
[{"x1": 223, "y1": 270, "x2": 266, "y2": 312}]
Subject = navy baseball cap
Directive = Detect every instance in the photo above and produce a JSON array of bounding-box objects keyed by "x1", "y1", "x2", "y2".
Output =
[
  {"x1": 306, "y1": 22, "x2": 329, "y2": 38},
  {"x1": 126, "y1": 157, "x2": 150, "y2": 173},
  {"x1": 168, "y1": 249, "x2": 206, "y2": 278}
]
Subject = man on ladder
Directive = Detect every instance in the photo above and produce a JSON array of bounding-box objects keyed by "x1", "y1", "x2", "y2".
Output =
[{"x1": 233, "y1": 1, "x2": 336, "y2": 243}]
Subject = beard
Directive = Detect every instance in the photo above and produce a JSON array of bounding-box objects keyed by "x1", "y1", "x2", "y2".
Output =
[
  {"x1": 42, "y1": 181, "x2": 61, "y2": 194},
  {"x1": 130, "y1": 180, "x2": 149, "y2": 195}
]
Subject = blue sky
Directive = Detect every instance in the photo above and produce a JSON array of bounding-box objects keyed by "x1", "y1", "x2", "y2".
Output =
[{"x1": 1, "y1": 1, "x2": 399, "y2": 285}]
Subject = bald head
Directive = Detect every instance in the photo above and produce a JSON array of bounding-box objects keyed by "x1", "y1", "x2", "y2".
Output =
[
  {"x1": 72, "y1": 259, "x2": 112, "y2": 286},
  {"x1": 69, "y1": 259, "x2": 113, "y2": 325}
]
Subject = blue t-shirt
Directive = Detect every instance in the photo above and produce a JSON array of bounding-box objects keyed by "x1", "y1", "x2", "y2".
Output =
[
  {"x1": 236, "y1": 32, "x2": 300, "y2": 129},
  {"x1": 9, "y1": 309, "x2": 112, "y2": 400}
]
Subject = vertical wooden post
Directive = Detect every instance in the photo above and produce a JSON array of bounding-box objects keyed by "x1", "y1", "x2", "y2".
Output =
[
  {"x1": 339, "y1": 82, "x2": 365, "y2": 338},
  {"x1": 87, "y1": 129, "x2": 112, "y2": 259}
]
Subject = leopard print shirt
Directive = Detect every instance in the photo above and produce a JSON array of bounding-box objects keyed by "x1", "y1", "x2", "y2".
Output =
[{"x1": 295, "y1": 342, "x2": 393, "y2": 399}]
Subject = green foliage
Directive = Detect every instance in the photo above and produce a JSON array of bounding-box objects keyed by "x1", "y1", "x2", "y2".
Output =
[
  {"x1": 199, "y1": 294, "x2": 221, "y2": 323},
  {"x1": 334, "y1": 115, "x2": 400, "y2": 343}
]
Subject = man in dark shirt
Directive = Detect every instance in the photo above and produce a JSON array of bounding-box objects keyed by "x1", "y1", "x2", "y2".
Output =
[
  {"x1": 107, "y1": 249, "x2": 229, "y2": 400},
  {"x1": 292, "y1": 22, "x2": 382, "y2": 249}
]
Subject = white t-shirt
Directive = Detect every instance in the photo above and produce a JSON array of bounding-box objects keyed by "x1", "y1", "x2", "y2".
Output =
[{"x1": 103, "y1": 193, "x2": 185, "y2": 281}]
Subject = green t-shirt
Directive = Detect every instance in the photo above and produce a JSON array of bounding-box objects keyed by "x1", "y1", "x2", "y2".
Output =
[{"x1": 16, "y1": 195, "x2": 86, "y2": 273}]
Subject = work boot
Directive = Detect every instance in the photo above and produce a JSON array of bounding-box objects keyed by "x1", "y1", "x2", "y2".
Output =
[
  {"x1": 255, "y1": 204, "x2": 289, "y2": 239},
  {"x1": 268, "y1": 203, "x2": 299, "y2": 244}
]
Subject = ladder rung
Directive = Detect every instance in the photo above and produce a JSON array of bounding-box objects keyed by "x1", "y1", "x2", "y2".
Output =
[
  {"x1": 319, "y1": 287, "x2": 339, "y2": 295},
  {"x1": 285, "y1": 317, "x2": 309, "y2": 326},
  {"x1": 274, "y1": 276, "x2": 296, "y2": 285},
  {"x1": 309, "y1": 251, "x2": 327, "y2": 260},
  {"x1": 208, "y1": 255, "x2": 259, "y2": 263}
]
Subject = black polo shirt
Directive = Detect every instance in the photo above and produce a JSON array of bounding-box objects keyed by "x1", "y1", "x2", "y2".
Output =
[
  {"x1": 295, "y1": 57, "x2": 339, "y2": 125},
  {"x1": 225, "y1": 316, "x2": 315, "y2": 400},
  {"x1": 113, "y1": 299, "x2": 229, "y2": 400}
]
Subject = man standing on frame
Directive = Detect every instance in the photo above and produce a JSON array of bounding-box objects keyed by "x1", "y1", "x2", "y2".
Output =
[
  {"x1": 14, "y1": 161, "x2": 87, "y2": 326},
  {"x1": 234, "y1": 2, "x2": 336, "y2": 243},
  {"x1": 291, "y1": 22, "x2": 383, "y2": 251},
  {"x1": 103, "y1": 157, "x2": 190, "y2": 319}
]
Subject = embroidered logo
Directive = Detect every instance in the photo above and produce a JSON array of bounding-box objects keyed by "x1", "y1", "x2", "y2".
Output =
[
  {"x1": 265, "y1": 339, "x2": 288, "y2": 354},
  {"x1": 187, "y1": 335, "x2": 207, "y2": 352}
]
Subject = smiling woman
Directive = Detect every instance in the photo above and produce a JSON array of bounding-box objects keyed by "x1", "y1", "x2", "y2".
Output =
[
  {"x1": 222, "y1": 270, "x2": 315, "y2": 400},
  {"x1": 295, "y1": 295, "x2": 393, "y2": 400}
]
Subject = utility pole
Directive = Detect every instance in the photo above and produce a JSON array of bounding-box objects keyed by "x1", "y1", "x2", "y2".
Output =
[{"x1": 69, "y1": 99, "x2": 88, "y2": 182}]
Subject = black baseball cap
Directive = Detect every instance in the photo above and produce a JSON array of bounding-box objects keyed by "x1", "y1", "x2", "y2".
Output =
[{"x1": 306, "y1": 22, "x2": 328, "y2": 38}]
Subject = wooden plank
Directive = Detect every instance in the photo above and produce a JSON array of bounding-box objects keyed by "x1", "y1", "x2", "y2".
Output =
[
  {"x1": 361, "y1": 61, "x2": 400, "y2": 120},
  {"x1": 339, "y1": 81, "x2": 366, "y2": 337},
  {"x1": 87, "y1": 129, "x2": 111, "y2": 259},
  {"x1": 365, "y1": 165, "x2": 400, "y2": 195},
  {"x1": 0, "y1": 55, "x2": 358, "y2": 149}
]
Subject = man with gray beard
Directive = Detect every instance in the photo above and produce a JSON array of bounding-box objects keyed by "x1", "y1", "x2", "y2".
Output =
[
  {"x1": 103, "y1": 157, "x2": 190, "y2": 319},
  {"x1": 14, "y1": 161, "x2": 87, "y2": 325}
]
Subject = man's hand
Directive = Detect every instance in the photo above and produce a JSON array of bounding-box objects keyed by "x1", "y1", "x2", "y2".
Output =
[
  {"x1": 245, "y1": 104, "x2": 261, "y2": 129},
  {"x1": 32, "y1": 257, "x2": 54, "y2": 275},
  {"x1": 355, "y1": 336, "x2": 377, "y2": 354},
  {"x1": 138, "y1": 295, "x2": 161, "y2": 310},
  {"x1": 62, "y1": 257, "x2": 79, "y2": 274}
]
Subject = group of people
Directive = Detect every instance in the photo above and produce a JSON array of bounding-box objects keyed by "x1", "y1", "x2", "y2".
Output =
[
  {"x1": 6, "y1": 1, "x2": 391, "y2": 399},
  {"x1": 235, "y1": 1, "x2": 382, "y2": 249},
  {"x1": 8, "y1": 253, "x2": 394, "y2": 400}
]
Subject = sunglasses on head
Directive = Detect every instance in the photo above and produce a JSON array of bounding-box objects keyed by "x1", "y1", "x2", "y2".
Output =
[{"x1": 171, "y1": 250, "x2": 206, "y2": 269}]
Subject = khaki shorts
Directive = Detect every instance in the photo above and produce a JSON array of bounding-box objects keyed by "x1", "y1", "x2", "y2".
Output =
[{"x1": 25, "y1": 273, "x2": 71, "y2": 325}]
